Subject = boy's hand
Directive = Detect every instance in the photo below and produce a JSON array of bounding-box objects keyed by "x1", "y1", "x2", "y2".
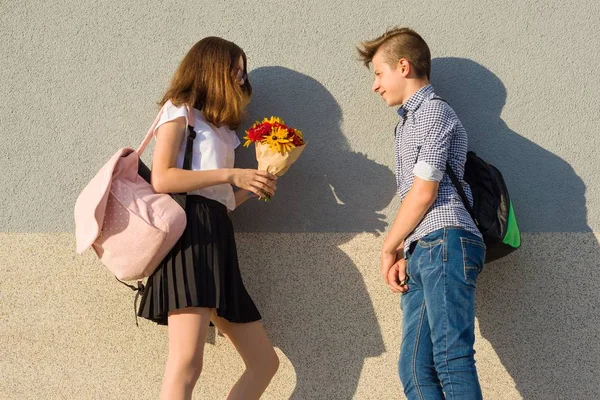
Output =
[
  {"x1": 388, "y1": 259, "x2": 409, "y2": 293},
  {"x1": 381, "y1": 250, "x2": 397, "y2": 285}
]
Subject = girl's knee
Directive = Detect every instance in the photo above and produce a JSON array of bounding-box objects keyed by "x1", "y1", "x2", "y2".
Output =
[
  {"x1": 268, "y1": 350, "x2": 280, "y2": 376},
  {"x1": 167, "y1": 350, "x2": 204, "y2": 383},
  {"x1": 248, "y1": 348, "x2": 279, "y2": 379},
  {"x1": 262, "y1": 348, "x2": 280, "y2": 378}
]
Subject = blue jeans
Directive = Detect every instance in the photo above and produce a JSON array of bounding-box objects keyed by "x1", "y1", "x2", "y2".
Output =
[{"x1": 399, "y1": 227, "x2": 485, "y2": 400}]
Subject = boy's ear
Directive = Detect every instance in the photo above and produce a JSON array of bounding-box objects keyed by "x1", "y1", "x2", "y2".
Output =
[{"x1": 397, "y1": 58, "x2": 410, "y2": 77}]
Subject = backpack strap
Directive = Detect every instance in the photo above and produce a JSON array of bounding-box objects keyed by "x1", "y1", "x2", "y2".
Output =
[
  {"x1": 171, "y1": 114, "x2": 196, "y2": 210},
  {"x1": 116, "y1": 278, "x2": 145, "y2": 327},
  {"x1": 136, "y1": 104, "x2": 196, "y2": 210},
  {"x1": 445, "y1": 163, "x2": 479, "y2": 227},
  {"x1": 137, "y1": 104, "x2": 165, "y2": 156},
  {"x1": 181, "y1": 106, "x2": 196, "y2": 172},
  {"x1": 137, "y1": 104, "x2": 195, "y2": 155}
]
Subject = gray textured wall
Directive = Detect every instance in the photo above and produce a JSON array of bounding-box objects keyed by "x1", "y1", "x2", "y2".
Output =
[
  {"x1": 2, "y1": 0, "x2": 599, "y2": 233},
  {"x1": 2, "y1": 1, "x2": 599, "y2": 399}
]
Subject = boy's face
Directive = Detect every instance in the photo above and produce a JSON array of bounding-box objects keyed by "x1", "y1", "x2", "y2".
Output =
[{"x1": 371, "y1": 48, "x2": 407, "y2": 107}]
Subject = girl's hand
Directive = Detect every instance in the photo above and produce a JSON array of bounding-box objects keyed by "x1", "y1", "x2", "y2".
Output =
[{"x1": 232, "y1": 169, "x2": 277, "y2": 198}]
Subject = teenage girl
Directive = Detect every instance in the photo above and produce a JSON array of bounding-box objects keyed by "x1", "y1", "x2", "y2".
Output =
[{"x1": 138, "y1": 37, "x2": 279, "y2": 400}]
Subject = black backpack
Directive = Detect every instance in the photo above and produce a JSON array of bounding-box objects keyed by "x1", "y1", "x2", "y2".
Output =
[{"x1": 446, "y1": 152, "x2": 521, "y2": 263}]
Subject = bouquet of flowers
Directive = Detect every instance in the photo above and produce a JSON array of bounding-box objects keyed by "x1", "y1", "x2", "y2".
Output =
[{"x1": 243, "y1": 116, "x2": 306, "y2": 200}]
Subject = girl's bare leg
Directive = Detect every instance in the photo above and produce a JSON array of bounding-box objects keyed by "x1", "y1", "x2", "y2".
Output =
[
  {"x1": 211, "y1": 312, "x2": 279, "y2": 400},
  {"x1": 160, "y1": 307, "x2": 212, "y2": 400}
]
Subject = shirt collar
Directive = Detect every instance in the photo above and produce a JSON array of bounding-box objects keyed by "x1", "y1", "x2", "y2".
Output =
[{"x1": 397, "y1": 84, "x2": 434, "y2": 115}]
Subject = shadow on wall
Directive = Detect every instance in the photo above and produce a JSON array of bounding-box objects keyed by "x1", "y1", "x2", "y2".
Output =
[
  {"x1": 231, "y1": 67, "x2": 396, "y2": 399},
  {"x1": 232, "y1": 66, "x2": 395, "y2": 234},
  {"x1": 432, "y1": 58, "x2": 600, "y2": 399}
]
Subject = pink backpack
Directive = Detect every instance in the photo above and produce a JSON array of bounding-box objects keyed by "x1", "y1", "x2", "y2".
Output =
[{"x1": 74, "y1": 105, "x2": 193, "y2": 281}]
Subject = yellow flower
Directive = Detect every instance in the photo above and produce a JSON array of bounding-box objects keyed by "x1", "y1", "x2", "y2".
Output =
[
  {"x1": 263, "y1": 116, "x2": 284, "y2": 124},
  {"x1": 262, "y1": 126, "x2": 296, "y2": 153}
]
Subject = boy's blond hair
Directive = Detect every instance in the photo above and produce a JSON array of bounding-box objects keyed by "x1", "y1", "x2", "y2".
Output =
[{"x1": 357, "y1": 27, "x2": 431, "y2": 79}]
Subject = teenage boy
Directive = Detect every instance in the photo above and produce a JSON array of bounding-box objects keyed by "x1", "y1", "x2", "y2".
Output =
[{"x1": 358, "y1": 27, "x2": 485, "y2": 399}]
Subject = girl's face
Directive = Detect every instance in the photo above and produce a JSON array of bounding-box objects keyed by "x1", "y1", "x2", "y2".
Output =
[{"x1": 235, "y1": 56, "x2": 247, "y2": 86}]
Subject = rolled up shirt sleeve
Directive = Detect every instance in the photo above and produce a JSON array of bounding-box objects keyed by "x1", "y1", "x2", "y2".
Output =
[{"x1": 412, "y1": 103, "x2": 454, "y2": 182}]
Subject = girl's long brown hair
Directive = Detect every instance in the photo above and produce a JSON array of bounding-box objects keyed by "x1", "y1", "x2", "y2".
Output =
[{"x1": 160, "y1": 37, "x2": 252, "y2": 129}]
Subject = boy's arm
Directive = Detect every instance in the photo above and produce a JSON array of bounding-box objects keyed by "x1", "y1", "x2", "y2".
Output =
[
  {"x1": 382, "y1": 177, "x2": 439, "y2": 255},
  {"x1": 380, "y1": 178, "x2": 439, "y2": 288},
  {"x1": 381, "y1": 102, "x2": 452, "y2": 285}
]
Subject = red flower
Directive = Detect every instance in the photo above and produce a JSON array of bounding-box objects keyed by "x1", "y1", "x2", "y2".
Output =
[
  {"x1": 287, "y1": 128, "x2": 304, "y2": 146},
  {"x1": 247, "y1": 122, "x2": 272, "y2": 142}
]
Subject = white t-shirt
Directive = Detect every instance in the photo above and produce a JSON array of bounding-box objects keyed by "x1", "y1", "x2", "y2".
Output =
[{"x1": 155, "y1": 100, "x2": 241, "y2": 211}]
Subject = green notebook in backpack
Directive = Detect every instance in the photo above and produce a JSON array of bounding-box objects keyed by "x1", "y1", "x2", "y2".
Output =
[{"x1": 446, "y1": 151, "x2": 521, "y2": 263}]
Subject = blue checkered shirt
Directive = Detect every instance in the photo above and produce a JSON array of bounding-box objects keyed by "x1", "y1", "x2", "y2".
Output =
[{"x1": 395, "y1": 84, "x2": 481, "y2": 254}]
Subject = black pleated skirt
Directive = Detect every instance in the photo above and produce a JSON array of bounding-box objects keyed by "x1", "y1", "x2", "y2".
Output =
[{"x1": 137, "y1": 195, "x2": 261, "y2": 325}]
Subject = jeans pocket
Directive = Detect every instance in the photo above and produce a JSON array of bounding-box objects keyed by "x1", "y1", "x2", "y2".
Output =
[
  {"x1": 417, "y1": 233, "x2": 444, "y2": 248},
  {"x1": 461, "y1": 237, "x2": 486, "y2": 286}
]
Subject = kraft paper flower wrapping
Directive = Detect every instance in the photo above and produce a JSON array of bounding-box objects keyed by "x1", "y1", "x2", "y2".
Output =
[{"x1": 244, "y1": 116, "x2": 306, "y2": 198}]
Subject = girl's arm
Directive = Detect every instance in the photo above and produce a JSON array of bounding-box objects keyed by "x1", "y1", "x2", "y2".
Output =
[
  {"x1": 233, "y1": 188, "x2": 257, "y2": 209},
  {"x1": 151, "y1": 117, "x2": 277, "y2": 197}
]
